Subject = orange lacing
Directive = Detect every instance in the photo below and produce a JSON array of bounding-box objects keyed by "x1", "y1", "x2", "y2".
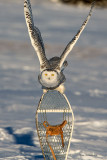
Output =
[{"x1": 43, "y1": 120, "x2": 67, "y2": 160}]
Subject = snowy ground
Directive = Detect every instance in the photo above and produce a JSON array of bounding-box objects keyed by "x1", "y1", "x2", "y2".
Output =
[{"x1": 0, "y1": 0, "x2": 107, "y2": 159}]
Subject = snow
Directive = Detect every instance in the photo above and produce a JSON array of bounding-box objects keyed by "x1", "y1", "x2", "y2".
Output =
[{"x1": 0, "y1": 0, "x2": 107, "y2": 159}]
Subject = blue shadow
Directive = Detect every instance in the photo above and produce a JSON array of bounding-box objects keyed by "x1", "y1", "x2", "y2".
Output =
[{"x1": 5, "y1": 127, "x2": 44, "y2": 159}]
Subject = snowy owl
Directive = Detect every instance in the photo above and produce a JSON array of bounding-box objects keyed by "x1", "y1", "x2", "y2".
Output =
[{"x1": 24, "y1": 0, "x2": 95, "y2": 93}]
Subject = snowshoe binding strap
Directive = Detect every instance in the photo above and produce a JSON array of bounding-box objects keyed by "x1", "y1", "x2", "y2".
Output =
[{"x1": 43, "y1": 120, "x2": 67, "y2": 160}]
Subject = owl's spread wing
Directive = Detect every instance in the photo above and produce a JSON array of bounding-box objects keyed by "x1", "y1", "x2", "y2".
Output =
[
  {"x1": 59, "y1": 2, "x2": 95, "y2": 68},
  {"x1": 24, "y1": 0, "x2": 49, "y2": 69}
]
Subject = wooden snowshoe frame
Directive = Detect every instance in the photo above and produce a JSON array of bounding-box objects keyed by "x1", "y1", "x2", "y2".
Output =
[{"x1": 36, "y1": 90, "x2": 74, "y2": 160}]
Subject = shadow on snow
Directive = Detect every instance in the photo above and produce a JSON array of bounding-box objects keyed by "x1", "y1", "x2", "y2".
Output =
[{"x1": 5, "y1": 127, "x2": 43, "y2": 160}]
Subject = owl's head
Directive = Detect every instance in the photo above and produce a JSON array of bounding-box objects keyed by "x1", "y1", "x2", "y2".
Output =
[{"x1": 38, "y1": 69, "x2": 65, "y2": 89}]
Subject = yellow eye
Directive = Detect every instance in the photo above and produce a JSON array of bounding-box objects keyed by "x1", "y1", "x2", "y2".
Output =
[
  {"x1": 51, "y1": 74, "x2": 54, "y2": 76},
  {"x1": 45, "y1": 74, "x2": 48, "y2": 76}
]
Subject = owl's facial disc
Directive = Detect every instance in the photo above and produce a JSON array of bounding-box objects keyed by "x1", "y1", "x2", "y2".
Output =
[
  {"x1": 39, "y1": 69, "x2": 61, "y2": 89},
  {"x1": 41, "y1": 70, "x2": 59, "y2": 88},
  {"x1": 38, "y1": 69, "x2": 66, "y2": 89}
]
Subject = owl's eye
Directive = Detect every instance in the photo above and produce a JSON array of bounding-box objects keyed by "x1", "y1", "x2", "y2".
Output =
[
  {"x1": 45, "y1": 73, "x2": 48, "y2": 76},
  {"x1": 51, "y1": 74, "x2": 54, "y2": 76}
]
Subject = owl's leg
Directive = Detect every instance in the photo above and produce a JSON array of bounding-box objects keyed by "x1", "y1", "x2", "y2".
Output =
[
  {"x1": 43, "y1": 84, "x2": 65, "y2": 94},
  {"x1": 55, "y1": 84, "x2": 65, "y2": 94},
  {"x1": 43, "y1": 89, "x2": 48, "y2": 93}
]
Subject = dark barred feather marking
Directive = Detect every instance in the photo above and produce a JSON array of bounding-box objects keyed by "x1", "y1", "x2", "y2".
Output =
[
  {"x1": 24, "y1": 0, "x2": 95, "y2": 74},
  {"x1": 59, "y1": 2, "x2": 95, "y2": 69},
  {"x1": 24, "y1": 0, "x2": 50, "y2": 70},
  {"x1": 24, "y1": 0, "x2": 95, "y2": 89}
]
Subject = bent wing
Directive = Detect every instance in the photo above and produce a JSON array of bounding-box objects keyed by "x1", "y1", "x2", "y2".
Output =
[
  {"x1": 24, "y1": 0, "x2": 49, "y2": 70},
  {"x1": 59, "y1": 2, "x2": 95, "y2": 69}
]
